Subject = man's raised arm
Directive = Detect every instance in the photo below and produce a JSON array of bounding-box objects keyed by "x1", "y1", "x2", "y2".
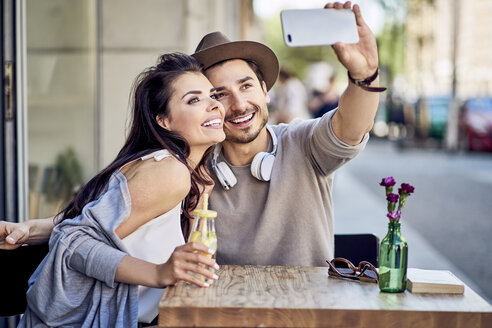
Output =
[{"x1": 328, "y1": 2, "x2": 384, "y2": 145}]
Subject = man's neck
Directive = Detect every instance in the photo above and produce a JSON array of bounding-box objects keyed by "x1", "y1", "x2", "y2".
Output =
[{"x1": 221, "y1": 128, "x2": 270, "y2": 166}]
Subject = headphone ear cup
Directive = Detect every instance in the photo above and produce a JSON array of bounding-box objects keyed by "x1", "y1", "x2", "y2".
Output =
[
  {"x1": 212, "y1": 162, "x2": 229, "y2": 190},
  {"x1": 217, "y1": 161, "x2": 237, "y2": 188},
  {"x1": 250, "y1": 126, "x2": 277, "y2": 182},
  {"x1": 259, "y1": 153, "x2": 275, "y2": 181},
  {"x1": 250, "y1": 152, "x2": 265, "y2": 180},
  {"x1": 251, "y1": 152, "x2": 272, "y2": 181}
]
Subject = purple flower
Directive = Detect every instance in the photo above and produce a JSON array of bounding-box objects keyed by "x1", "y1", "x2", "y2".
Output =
[
  {"x1": 386, "y1": 193, "x2": 399, "y2": 203},
  {"x1": 380, "y1": 177, "x2": 415, "y2": 222},
  {"x1": 386, "y1": 193, "x2": 398, "y2": 212},
  {"x1": 399, "y1": 183, "x2": 415, "y2": 195},
  {"x1": 379, "y1": 177, "x2": 396, "y2": 187},
  {"x1": 386, "y1": 210, "x2": 401, "y2": 221}
]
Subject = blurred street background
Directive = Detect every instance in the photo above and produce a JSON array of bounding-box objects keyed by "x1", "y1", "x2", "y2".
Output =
[
  {"x1": 1, "y1": 0, "x2": 491, "y2": 308},
  {"x1": 333, "y1": 139, "x2": 492, "y2": 304},
  {"x1": 261, "y1": 0, "x2": 492, "y2": 304}
]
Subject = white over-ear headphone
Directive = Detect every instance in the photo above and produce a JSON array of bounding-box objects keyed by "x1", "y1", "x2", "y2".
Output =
[{"x1": 211, "y1": 125, "x2": 278, "y2": 190}]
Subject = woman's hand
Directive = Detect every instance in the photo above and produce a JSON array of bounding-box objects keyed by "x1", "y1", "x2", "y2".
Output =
[{"x1": 157, "y1": 242, "x2": 219, "y2": 287}]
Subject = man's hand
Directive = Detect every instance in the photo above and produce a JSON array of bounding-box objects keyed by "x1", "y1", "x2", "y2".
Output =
[
  {"x1": 0, "y1": 218, "x2": 54, "y2": 250},
  {"x1": 324, "y1": 1, "x2": 382, "y2": 145},
  {"x1": 0, "y1": 221, "x2": 30, "y2": 250},
  {"x1": 325, "y1": 1, "x2": 378, "y2": 79}
]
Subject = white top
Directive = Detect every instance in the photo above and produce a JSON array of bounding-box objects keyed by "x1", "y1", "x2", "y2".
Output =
[{"x1": 121, "y1": 149, "x2": 185, "y2": 323}]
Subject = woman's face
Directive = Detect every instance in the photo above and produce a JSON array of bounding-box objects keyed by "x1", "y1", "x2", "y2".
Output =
[{"x1": 160, "y1": 72, "x2": 225, "y2": 148}]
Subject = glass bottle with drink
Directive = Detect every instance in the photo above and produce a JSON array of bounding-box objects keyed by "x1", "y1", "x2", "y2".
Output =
[{"x1": 188, "y1": 193, "x2": 217, "y2": 284}]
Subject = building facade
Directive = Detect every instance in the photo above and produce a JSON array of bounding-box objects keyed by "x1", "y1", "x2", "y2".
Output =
[
  {"x1": 405, "y1": 0, "x2": 492, "y2": 99},
  {"x1": 3, "y1": 0, "x2": 258, "y2": 220}
]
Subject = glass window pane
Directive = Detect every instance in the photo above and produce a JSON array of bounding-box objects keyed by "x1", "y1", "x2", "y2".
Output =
[{"x1": 26, "y1": 0, "x2": 97, "y2": 219}]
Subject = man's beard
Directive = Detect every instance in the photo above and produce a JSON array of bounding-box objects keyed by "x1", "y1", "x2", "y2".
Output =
[{"x1": 224, "y1": 106, "x2": 268, "y2": 144}]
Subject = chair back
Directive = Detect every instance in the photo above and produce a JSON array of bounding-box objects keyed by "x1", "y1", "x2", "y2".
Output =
[
  {"x1": 0, "y1": 243, "x2": 49, "y2": 317},
  {"x1": 334, "y1": 233, "x2": 379, "y2": 267}
]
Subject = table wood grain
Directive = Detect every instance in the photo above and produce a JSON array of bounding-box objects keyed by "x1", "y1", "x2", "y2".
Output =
[{"x1": 158, "y1": 265, "x2": 492, "y2": 327}]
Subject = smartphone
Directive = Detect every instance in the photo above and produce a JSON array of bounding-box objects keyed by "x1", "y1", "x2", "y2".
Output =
[{"x1": 280, "y1": 8, "x2": 359, "y2": 47}]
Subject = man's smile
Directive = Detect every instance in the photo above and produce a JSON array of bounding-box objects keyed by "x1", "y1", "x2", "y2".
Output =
[{"x1": 226, "y1": 111, "x2": 255, "y2": 127}]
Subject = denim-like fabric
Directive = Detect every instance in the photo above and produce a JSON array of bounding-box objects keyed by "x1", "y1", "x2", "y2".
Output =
[{"x1": 19, "y1": 172, "x2": 138, "y2": 327}]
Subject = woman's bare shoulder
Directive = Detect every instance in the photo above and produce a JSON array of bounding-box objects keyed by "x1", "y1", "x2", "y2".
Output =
[
  {"x1": 126, "y1": 156, "x2": 191, "y2": 212},
  {"x1": 116, "y1": 157, "x2": 191, "y2": 238}
]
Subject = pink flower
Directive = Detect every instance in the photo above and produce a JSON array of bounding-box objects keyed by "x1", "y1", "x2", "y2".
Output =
[{"x1": 386, "y1": 210, "x2": 401, "y2": 221}]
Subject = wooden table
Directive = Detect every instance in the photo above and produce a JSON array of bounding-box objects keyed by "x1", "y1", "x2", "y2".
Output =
[{"x1": 158, "y1": 265, "x2": 492, "y2": 327}]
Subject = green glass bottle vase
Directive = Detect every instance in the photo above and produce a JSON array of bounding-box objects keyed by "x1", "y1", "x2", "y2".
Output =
[{"x1": 379, "y1": 221, "x2": 408, "y2": 292}]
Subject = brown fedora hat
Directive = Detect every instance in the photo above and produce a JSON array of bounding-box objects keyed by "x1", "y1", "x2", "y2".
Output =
[{"x1": 192, "y1": 31, "x2": 279, "y2": 91}]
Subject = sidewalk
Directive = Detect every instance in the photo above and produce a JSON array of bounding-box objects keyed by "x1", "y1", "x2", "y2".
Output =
[{"x1": 333, "y1": 166, "x2": 491, "y2": 304}]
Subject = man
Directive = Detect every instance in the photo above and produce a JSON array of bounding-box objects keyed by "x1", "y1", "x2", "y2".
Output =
[{"x1": 1, "y1": 2, "x2": 383, "y2": 267}]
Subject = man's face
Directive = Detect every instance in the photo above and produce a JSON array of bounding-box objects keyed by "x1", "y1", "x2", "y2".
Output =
[{"x1": 205, "y1": 59, "x2": 270, "y2": 144}]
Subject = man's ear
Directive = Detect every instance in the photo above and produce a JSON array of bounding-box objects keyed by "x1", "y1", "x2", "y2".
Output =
[
  {"x1": 261, "y1": 81, "x2": 271, "y2": 104},
  {"x1": 156, "y1": 115, "x2": 170, "y2": 130}
]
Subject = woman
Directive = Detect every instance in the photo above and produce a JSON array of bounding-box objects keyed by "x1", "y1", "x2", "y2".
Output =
[{"x1": 19, "y1": 53, "x2": 225, "y2": 327}]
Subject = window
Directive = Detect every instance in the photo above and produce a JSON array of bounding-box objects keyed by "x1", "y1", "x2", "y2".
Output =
[{"x1": 26, "y1": 0, "x2": 97, "y2": 218}]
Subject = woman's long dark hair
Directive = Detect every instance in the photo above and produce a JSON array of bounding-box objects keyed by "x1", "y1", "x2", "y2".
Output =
[{"x1": 57, "y1": 52, "x2": 213, "y2": 238}]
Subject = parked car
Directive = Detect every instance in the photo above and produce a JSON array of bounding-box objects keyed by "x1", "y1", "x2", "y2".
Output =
[
  {"x1": 416, "y1": 96, "x2": 451, "y2": 140},
  {"x1": 459, "y1": 97, "x2": 492, "y2": 152}
]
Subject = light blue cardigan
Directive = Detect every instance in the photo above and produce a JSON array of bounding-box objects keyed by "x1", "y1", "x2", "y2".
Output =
[{"x1": 19, "y1": 172, "x2": 139, "y2": 327}]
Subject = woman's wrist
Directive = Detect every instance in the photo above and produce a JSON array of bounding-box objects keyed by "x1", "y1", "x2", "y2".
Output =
[{"x1": 156, "y1": 262, "x2": 172, "y2": 288}]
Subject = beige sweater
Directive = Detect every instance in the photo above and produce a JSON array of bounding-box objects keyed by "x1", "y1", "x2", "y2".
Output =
[{"x1": 209, "y1": 109, "x2": 368, "y2": 266}]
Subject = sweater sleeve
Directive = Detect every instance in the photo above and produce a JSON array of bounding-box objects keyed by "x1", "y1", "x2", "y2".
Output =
[
  {"x1": 65, "y1": 233, "x2": 127, "y2": 288},
  {"x1": 306, "y1": 108, "x2": 369, "y2": 176}
]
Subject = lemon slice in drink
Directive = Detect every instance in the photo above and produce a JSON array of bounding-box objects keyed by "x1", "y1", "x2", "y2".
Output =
[
  {"x1": 189, "y1": 230, "x2": 216, "y2": 258},
  {"x1": 189, "y1": 231, "x2": 203, "y2": 243}
]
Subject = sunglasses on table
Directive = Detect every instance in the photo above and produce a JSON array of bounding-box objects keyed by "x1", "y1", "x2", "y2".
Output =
[{"x1": 326, "y1": 257, "x2": 379, "y2": 283}]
